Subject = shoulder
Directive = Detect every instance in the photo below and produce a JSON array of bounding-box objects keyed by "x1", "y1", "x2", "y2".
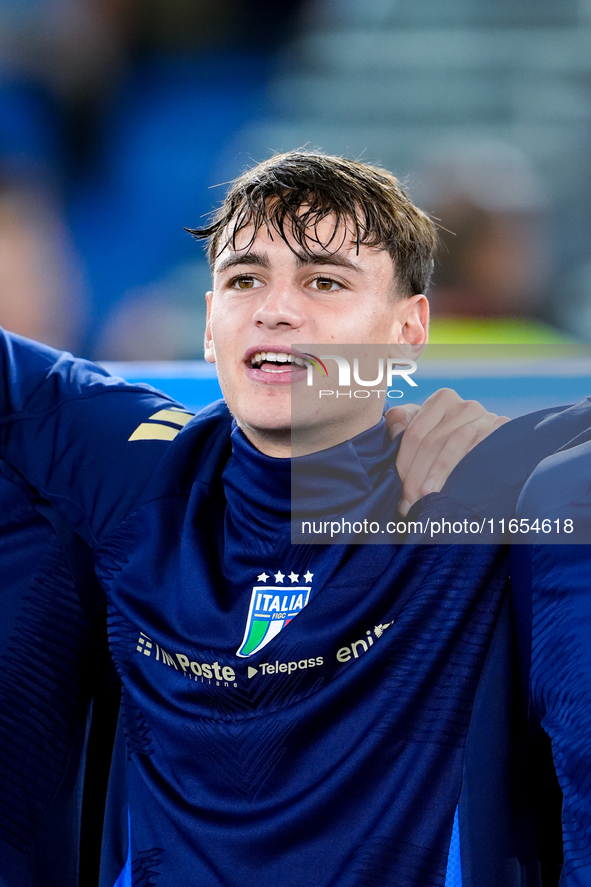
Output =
[
  {"x1": 443, "y1": 398, "x2": 591, "y2": 520},
  {"x1": 517, "y1": 438, "x2": 591, "y2": 537}
]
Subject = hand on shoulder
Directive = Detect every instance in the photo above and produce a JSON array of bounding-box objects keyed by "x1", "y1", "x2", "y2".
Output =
[{"x1": 386, "y1": 389, "x2": 509, "y2": 516}]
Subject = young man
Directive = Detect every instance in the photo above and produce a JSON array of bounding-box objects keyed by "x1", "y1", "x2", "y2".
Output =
[{"x1": 0, "y1": 151, "x2": 586, "y2": 886}]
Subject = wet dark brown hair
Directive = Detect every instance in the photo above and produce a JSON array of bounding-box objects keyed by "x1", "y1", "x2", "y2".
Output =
[{"x1": 186, "y1": 150, "x2": 437, "y2": 296}]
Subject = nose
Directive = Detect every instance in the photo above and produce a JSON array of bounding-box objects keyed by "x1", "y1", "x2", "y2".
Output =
[{"x1": 251, "y1": 282, "x2": 305, "y2": 330}]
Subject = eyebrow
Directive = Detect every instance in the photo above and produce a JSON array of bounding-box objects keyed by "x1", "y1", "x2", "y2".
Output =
[
  {"x1": 295, "y1": 252, "x2": 365, "y2": 273},
  {"x1": 215, "y1": 250, "x2": 365, "y2": 275},
  {"x1": 215, "y1": 252, "x2": 271, "y2": 274}
]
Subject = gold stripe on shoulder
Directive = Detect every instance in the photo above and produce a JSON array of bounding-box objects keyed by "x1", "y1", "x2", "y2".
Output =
[
  {"x1": 148, "y1": 409, "x2": 194, "y2": 426},
  {"x1": 128, "y1": 423, "x2": 181, "y2": 442}
]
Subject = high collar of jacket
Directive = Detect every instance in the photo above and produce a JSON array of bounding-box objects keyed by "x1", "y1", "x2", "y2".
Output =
[{"x1": 222, "y1": 419, "x2": 402, "y2": 532}]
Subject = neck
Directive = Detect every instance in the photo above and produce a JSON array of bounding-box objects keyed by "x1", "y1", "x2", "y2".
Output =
[
  {"x1": 237, "y1": 411, "x2": 385, "y2": 458},
  {"x1": 238, "y1": 423, "x2": 292, "y2": 458}
]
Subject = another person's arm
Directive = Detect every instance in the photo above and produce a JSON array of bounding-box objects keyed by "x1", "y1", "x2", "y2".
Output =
[
  {"x1": 388, "y1": 389, "x2": 509, "y2": 516},
  {"x1": 511, "y1": 440, "x2": 591, "y2": 883},
  {"x1": 0, "y1": 329, "x2": 192, "y2": 545}
]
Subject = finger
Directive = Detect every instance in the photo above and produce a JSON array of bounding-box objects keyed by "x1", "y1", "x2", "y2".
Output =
[
  {"x1": 398, "y1": 421, "x2": 482, "y2": 516},
  {"x1": 395, "y1": 389, "x2": 464, "y2": 482},
  {"x1": 385, "y1": 403, "x2": 421, "y2": 440},
  {"x1": 399, "y1": 414, "x2": 510, "y2": 514},
  {"x1": 469, "y1": 414, "x2": 510, "y2": 447},
  {"x1": 415, "y1": 416, "x2": 497, "y2": 496},
  {"x1": 395, "y1": 390, "x2": 508, "y2": 516}
]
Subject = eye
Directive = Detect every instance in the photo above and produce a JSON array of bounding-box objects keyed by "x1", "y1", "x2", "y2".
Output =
[
  {"x1": 310, "y1": 276, "x2": 340, "y2": 292},
  {"x1": 230, "y1": 275, "x2": 263, "y2": 290}
]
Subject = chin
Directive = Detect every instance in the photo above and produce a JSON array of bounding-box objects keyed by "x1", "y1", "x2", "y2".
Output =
[
  {"x1": 252, "y1": 420, "x2": 292, "y2": 437},
  {"x1": 235, "y1": 410, "x2": 291, "y2": 436},
  {"x1": 238, "y1": 400, "x2": 290, "y2": 426}
]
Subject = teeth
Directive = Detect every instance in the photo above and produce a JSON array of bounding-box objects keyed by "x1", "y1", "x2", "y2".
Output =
[{"x1": 250, "y1": 351, "x2": 309, "y2": 369}]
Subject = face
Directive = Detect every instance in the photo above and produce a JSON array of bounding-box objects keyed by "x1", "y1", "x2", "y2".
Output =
[{"x1": 204, "y1": 216, "x2": 428, "y2": 456}]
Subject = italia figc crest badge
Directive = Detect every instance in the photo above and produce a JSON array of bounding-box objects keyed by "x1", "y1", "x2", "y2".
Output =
[{"x1": 236, "y1": 570, "x2": 313, "y2": 658}]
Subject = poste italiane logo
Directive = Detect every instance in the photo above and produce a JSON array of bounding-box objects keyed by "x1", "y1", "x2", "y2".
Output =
[{"x1": 237, "y1": 569, "x2": 313, "y2": 658}]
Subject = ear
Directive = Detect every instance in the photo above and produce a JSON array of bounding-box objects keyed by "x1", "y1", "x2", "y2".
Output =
[
  {"x1": 204, "y1": 291, "x2": 216, "y2": 363},
  {"x1": 396, "y1": 294, "x2": 429, "y2": 345}
]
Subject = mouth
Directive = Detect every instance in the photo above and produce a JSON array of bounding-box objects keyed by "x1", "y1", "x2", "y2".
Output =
[
  {"x1": 244, "y1": 348, "x2": 313, "y2": 385},
  {"x1": 249, "y1": 350, "x2": 309, "y2": 373}
]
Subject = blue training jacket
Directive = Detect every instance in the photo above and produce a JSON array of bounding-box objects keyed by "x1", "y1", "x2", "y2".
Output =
[
  {"x1": 0, "y1": 329, "x2": 590, "y2": 887},
  {"x1": 511, "y1": 439, "x2": 591, "y2": 887},
  {"x1": 0, "y1": 463, "x2": 108, "y2": 887}
]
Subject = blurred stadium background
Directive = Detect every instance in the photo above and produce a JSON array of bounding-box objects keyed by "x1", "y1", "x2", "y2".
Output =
[{"x1": 1, "y1": 0, "x2": 591, "y2": 364}]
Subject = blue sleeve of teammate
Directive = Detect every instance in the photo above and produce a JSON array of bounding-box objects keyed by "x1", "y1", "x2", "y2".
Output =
[
  {"x1": 0, "y1": 328, "x2": 194, "y2": 545},
  {"x1": 514, "y1": 442, "x2": 591, "y2": 884},
  {"x1": 442, "y1": 397, "x2": 591, "y2": 523},
  {"x1": 517, "y1": 439, "x2": 591, "y2": 542}
]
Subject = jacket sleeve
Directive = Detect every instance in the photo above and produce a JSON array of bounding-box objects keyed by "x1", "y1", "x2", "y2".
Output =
[
  {"x1": 512, "y1": 442, "x2": 591, "y2": 883},
  {"x1": 442, "y1": 397, "x2": 591, "y2": 524},
  {"x1": 0, "y1": 328, "x2": 194, "y2": 545},
  {"x1": 0, "y1": 470, "x2": 101, "y2": 887}
]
